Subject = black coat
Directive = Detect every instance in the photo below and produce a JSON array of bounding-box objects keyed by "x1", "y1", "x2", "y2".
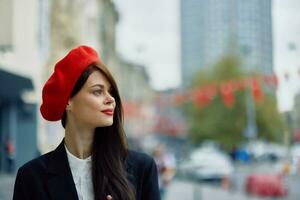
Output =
[{"x1": 13, "y1": 140, "x2": 161, "y2": 200}]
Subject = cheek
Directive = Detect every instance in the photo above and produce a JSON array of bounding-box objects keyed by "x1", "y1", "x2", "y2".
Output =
[
  {"x1": 73, "y1": 97, "x2": 102, "y2": 117},
  {"x1": 87, "y1": 97, "x2": 102, "y2": 110},
  {"x1": 89, "y1": 102, "x2": 103, "y2": 116}
]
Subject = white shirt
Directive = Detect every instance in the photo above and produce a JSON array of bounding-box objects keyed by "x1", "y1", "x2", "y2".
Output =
[{"x1": 65, "y1": 145, "x2": 94, "y2": 200}]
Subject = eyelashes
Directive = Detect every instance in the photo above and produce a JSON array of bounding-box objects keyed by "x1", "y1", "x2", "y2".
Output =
[
  {"x1": 92, "y1": 90, "x2": 103, "y2": 96},
  {"x1": 92, "y1": 89, "x2": 114, "y2": 96}
]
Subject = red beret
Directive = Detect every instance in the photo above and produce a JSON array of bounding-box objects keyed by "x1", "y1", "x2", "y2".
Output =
[{"x1": 40, "y1": 45, "x2": 103, "y2": 121}]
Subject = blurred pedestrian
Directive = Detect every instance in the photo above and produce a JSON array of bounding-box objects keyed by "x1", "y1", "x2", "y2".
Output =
[
  {"x1": 152, "y1": 144, "x2": 176, "y2": 199},
  {"x1": 5, "y1": 138, "x2": 15, "y2": 173},
  {"x1": 13, "y1": 45, "x2": 160, "y2": 200}
]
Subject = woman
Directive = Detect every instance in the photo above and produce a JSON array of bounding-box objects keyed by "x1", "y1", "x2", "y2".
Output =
[{"x1": 13, "y1": 45, "x2": 161, "y2": 200}]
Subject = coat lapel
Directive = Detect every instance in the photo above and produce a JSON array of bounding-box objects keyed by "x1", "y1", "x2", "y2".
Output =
[
  {"x1": 126, "y1": 151, "x2": 137, "y2": 190},
  {"x1": 45, "y1": 140, "x2": 79, "y2": 200},
  {"x1": 44, "y1": 141, "x2": 138, "y2": 200}
]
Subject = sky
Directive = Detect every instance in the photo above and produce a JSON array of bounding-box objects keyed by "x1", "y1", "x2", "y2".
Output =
[
  {"x1": 113, "y1": 0, "x2": 300, "y2": 112},
  {"x1": 113, "y1": 0, "x2": 180, "y2": 90},
  {"x1": 273, "y1": 0, "x2": 300, "y2": 112}
]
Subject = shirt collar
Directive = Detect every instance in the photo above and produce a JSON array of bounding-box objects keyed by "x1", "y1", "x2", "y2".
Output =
[
  {"x1": 64, "y1": 144, "x2": 92, "y2": 173},
  {"x1": 64, "y1": 144, "x2": 93, "y2": 184}
]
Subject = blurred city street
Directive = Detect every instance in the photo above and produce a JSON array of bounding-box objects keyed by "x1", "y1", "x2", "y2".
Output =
[
  {"x1": 1, "y1": 162, "x2": 299, "y2": 200},
  {"x1": 165, "y1": 162, "x2": 300, "y2": 200}
]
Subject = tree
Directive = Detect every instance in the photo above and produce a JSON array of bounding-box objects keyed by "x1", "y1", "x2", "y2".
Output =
[{"x1": 183, "y1": 56, "x2": 284, "y2": 150}]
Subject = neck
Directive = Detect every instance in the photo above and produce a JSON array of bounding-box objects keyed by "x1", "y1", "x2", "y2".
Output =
[{"x1": 64, "y1": 121, "x2": 95, "y2": 159}]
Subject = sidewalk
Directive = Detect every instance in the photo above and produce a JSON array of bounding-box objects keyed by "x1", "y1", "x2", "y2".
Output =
[
  {"x1": 165, "y1": 180, "x2": 195, "y2": 200},
  {"x1": 1, "y1": 174, "x2": 296, "y2": 200},
  {"x1": 165, "y1": 180, "x2": 233, "y2": 200},
  {"x1": 164, "y1": 180, "x2": 240, "y2": 200},
  {"x1": 0, "y1": 173, "x2": 15, "y2": 200},
  {"x1": 164, "y1": 179, "x2": 288, "y2": 200}
]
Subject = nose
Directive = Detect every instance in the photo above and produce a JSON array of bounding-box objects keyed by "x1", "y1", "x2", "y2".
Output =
[{"x1": 104, "y1": 93, "x2": 115, "y2": 105}]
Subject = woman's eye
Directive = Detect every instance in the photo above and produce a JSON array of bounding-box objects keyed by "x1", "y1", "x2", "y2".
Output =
[{"x1": 93, "y1": 90, "x2": 102, "y2": 96}]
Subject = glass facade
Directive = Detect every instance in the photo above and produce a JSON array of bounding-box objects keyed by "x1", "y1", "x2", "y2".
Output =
[{"x1": 180, "y1": 0, "x2": 273, "y2": 87}]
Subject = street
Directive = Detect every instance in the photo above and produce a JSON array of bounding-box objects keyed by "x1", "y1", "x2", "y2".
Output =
[
  {"x1": 165, "y1": 162, "x2": 300, "y2": 200},
  {"x1": 165, "y1": 177, "x2": 299, "y2": 200},
  {"x1": 0, "y1": 174, "x2": 14, "y2": 200},
  {"x1": 0, "y1": 163, "x2": 299, "y2": 200}
]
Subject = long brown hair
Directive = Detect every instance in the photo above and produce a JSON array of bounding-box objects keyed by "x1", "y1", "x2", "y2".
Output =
[{"x1": 61, "y1": 64, "x2": 135, "y2": 200}]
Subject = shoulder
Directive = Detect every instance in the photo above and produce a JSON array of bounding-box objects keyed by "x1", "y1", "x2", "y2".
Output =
[
  {"x1": 17, "y1": 150, "x2": 54, "y2": 177},
  {"x1": 13, "y1": 151, "x2": 55, "y2": 197},
  {"x1": 127, "y1": 150, "x2": 155, "y2": 167},
  {"x1": 126, "y1": 150, "x2": 161, "y2": 200},
  {"x1": 126, "y1": 150, "x2": 158, "y2": 177}
]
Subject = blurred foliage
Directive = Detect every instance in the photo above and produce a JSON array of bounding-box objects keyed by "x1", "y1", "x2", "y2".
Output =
[{"x1": 183, "y1": 56, "x2": 284, "y2": 150}]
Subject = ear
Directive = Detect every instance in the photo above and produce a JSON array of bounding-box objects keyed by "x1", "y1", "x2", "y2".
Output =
[{"x1": 65, "y1": 100, "x2": 72, "y2": 111}]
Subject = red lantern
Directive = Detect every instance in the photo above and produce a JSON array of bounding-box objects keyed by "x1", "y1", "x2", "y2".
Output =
[
  {"x1": 220, "y1": 82, "x2": 235, "y2": 108},
  {"x1": 251, "y1": 78, "x2": 264, "y2": 103},
  {"x1": 192, "y1": 88, "x2": 211, "y2": 107},
  {"x1": 192, "y1": 84, "x2": 218, "y2": 107}
]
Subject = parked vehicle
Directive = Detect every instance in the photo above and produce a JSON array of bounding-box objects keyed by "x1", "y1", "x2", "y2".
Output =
[
  {"x1": 245, "y1": 141, "x2": 286, "y2": 162},
  {"x1": 178, "y1": 146, "x2": 234, "y2": 184},
  {"x1": 245, "y1": 174, "x2": 288, "y2": 197}
]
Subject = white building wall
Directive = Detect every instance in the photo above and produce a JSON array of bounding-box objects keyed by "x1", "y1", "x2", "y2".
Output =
[{"x1": 0, "y1": 0, "x2": 45, "y2": 153}]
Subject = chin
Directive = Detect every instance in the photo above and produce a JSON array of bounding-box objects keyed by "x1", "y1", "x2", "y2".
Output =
[{"x1": 98, "y1": 121, "x2": 113, "y2": 127}]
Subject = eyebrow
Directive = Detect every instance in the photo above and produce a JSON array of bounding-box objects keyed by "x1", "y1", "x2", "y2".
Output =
[
  {"x1": 91, "y1": 84, "x2": 104, "y2": 89},
  {"x1": 90, "y1": 84, "x2": 112, "y2": 90}
]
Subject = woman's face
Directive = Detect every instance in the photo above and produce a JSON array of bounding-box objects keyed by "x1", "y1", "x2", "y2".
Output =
[{"x1": 66, "y1": 70, "x2": 116, "y2": 128}]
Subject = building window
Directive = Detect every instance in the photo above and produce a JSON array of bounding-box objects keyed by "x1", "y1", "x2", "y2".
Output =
[{"x1": 0, "y1": 0, "x2": 13, "y2": 52}]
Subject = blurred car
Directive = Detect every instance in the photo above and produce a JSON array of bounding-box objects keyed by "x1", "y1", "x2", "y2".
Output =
[
  {"x1": 245, "y1": 174, "x2": 288, "y2": 197},
  {"x1": 178, "y1": 146, "x2": 234, "y2": 183},
  {"x1": 245, "y1": 141, "x2": 286, "y2": 162}
]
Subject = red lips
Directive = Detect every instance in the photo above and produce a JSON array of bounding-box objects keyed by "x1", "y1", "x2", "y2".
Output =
[{"x1": 101, "y1": 109, "x2": 113, "y2": 116}]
